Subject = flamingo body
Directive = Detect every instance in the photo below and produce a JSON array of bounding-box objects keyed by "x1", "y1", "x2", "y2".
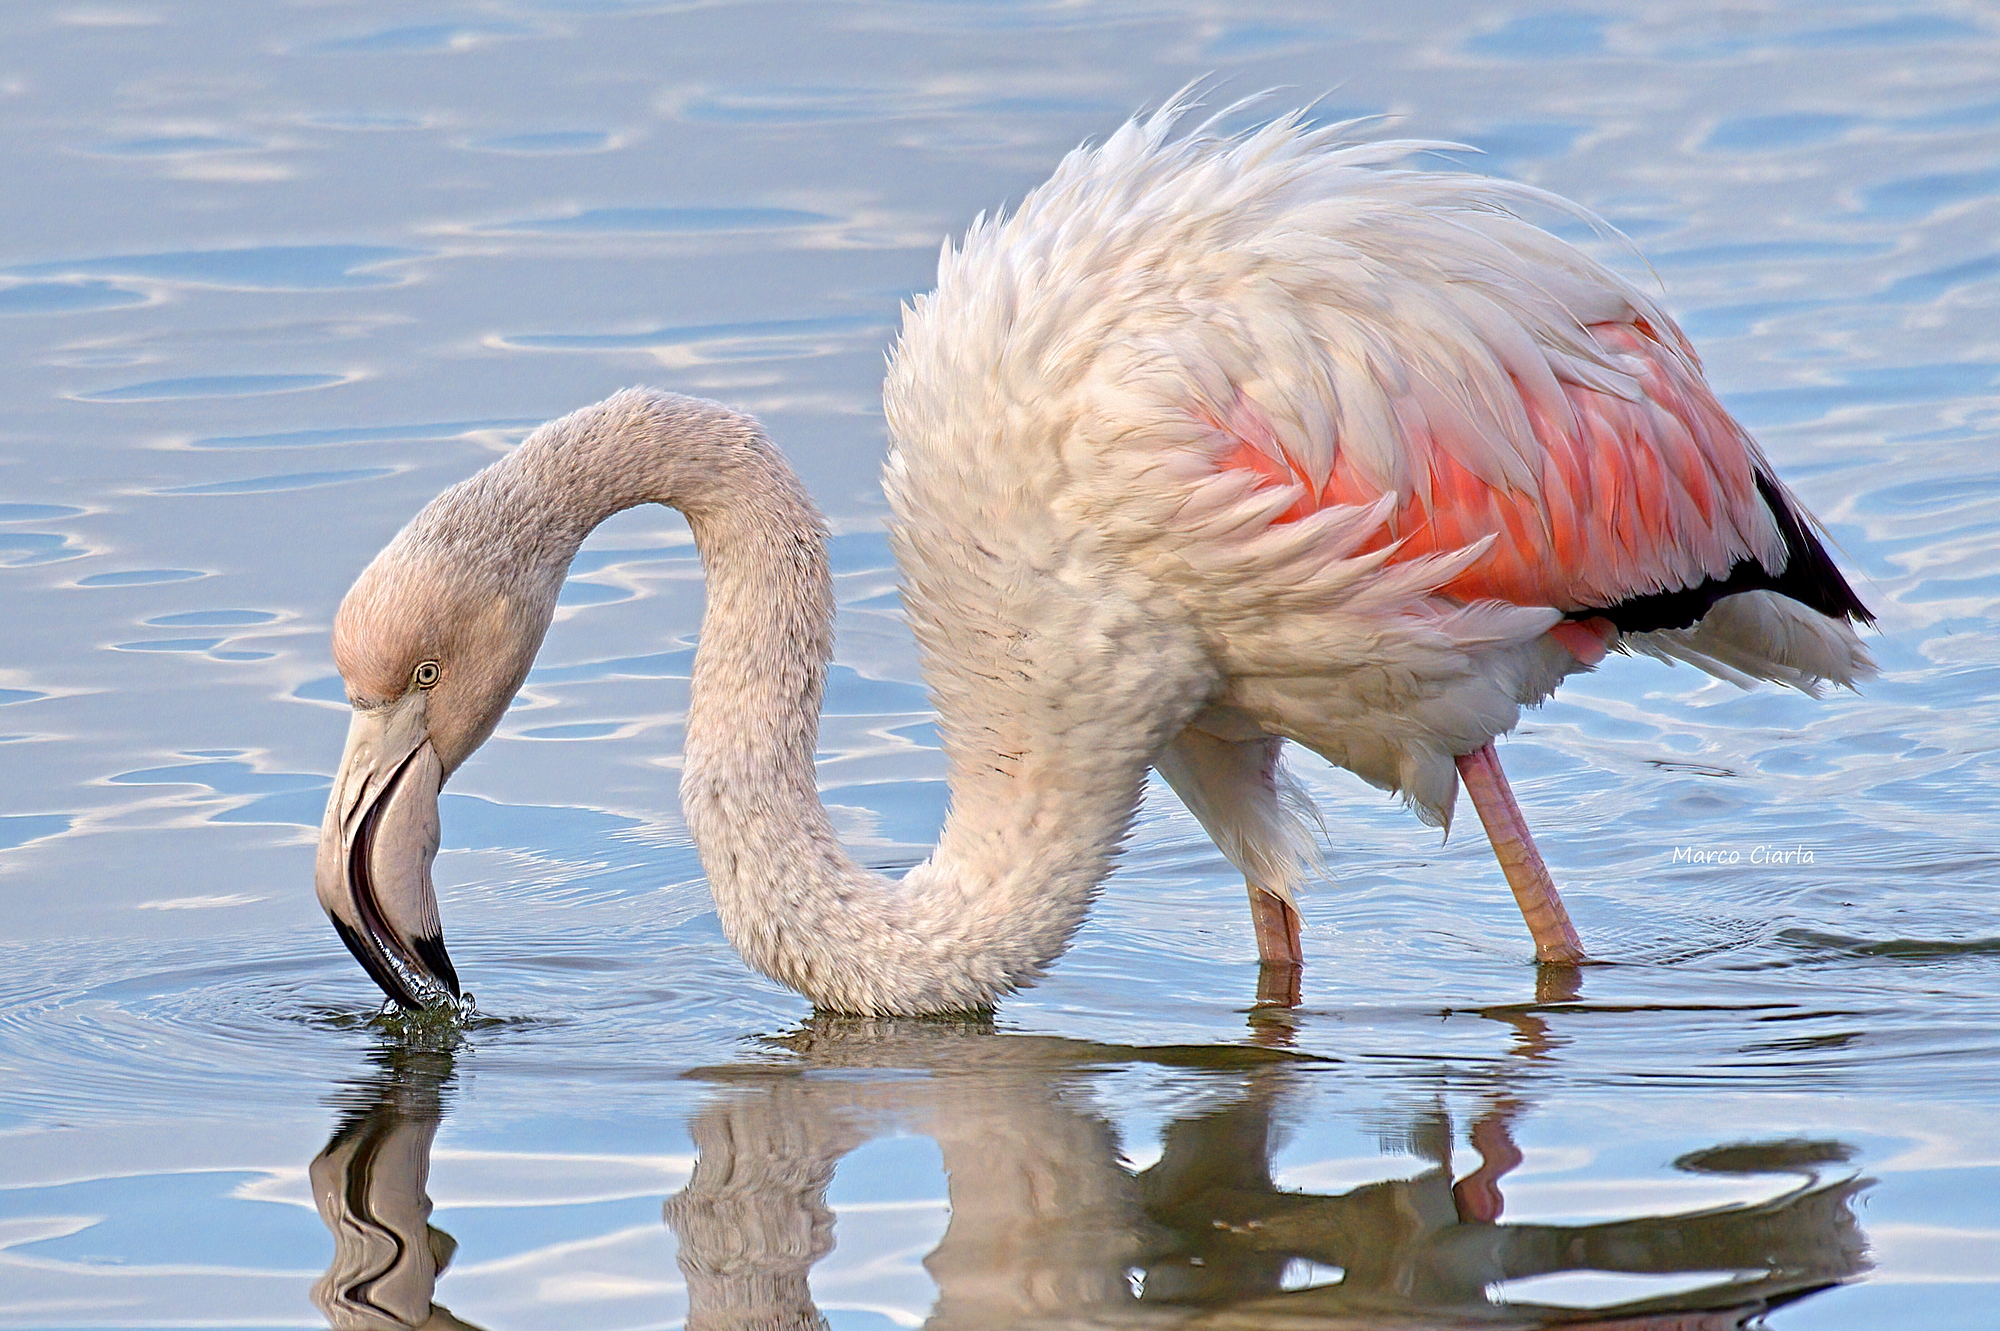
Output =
[
  {"x1": 316, "y1": 106, "x2": 1872, "y2": 1016},
  {"x1": 886, "y1": 105, "x2": 1871, "y2": 847}
]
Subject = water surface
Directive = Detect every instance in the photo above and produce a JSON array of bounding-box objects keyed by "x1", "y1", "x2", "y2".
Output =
[{"x1": 1, "y1": 2, "x2": 1997, "y2": 1328}]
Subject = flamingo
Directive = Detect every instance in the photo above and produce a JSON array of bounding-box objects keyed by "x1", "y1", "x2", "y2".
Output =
[{"x1": 315, "y1": 106, "x2": 1874, "y2": 1016}]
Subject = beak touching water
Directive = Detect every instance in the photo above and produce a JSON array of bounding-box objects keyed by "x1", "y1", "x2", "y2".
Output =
[{"x1": 316, "y1": 692, "x2": 461, "y2": 1010}]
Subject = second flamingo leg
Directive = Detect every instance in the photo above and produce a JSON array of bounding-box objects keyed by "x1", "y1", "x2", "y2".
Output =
[
  {"x1": 1247, "y1": 885, "x2": 1303, "y2": 1006},
  {"x1": 1455, "y1": 742, "x2": 1587, "y2": 964},
  {"x1": 1155, "y1": 726, "x2": 1314, "y2": 1007}
]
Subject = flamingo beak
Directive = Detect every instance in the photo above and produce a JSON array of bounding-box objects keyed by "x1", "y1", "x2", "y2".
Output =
[{"x1": 316, "y1": 693, "x2": 461, "y2": 1010}]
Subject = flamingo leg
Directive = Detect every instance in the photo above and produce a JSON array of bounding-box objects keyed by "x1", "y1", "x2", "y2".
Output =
[
  {"x1": 1247, "y1": 886, "x2": 1303, "y2": 1006},
  {"x1": 1454, "y1": 743, "x2": 1586, "y2": 964},
  {"x1": 1154, "y1": 726, "x2": 1314, "y2": 1008}
]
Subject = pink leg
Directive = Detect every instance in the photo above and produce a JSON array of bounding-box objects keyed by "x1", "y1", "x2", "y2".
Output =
[
  {"x1": 1452, "y1": 1108, "x2": 1525, "y2": 1224},
  {"x1": 1455, "y1": 743, "x2": 1587, "y2": 965},
  {"x1": 1248, "y1": 886, "x2": 1303, "y2": 1007}
]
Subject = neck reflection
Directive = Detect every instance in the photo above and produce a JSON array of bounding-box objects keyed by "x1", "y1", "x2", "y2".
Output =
[{"x1": 309, "y1": 1011, "x2": 1868, "y2": 1330}]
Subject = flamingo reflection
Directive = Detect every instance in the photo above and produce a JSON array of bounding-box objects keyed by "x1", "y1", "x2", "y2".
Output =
[{"x1": 311, "y1": 1020, "x2": 1866, "y2": 1330}]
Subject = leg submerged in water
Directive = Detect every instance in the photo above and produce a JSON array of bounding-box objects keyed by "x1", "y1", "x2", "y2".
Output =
[
  {"x1": 1156, "y1": 728, "x2": 1317, "y2": 1008},
  {"x1": 1247, "y1": 884, "x2": 1303, "y2": 1007}
]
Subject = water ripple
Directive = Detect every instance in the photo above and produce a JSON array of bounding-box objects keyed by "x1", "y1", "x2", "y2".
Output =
[
  {"x1": 0, "y1": 279, "x2": 149, "y2": 315},
  {"x1": 153, "y1": 466, "x2": 394, "y2": 495},
  {"x1": 5, "y1": 245, "x2": 423, "y2": 291},
  {"x1": 72, "y1": 373, "x2": 351, "y2": 402},
  {"x1": 477, "y1": 206, "x2": 837, "y2": 234}
]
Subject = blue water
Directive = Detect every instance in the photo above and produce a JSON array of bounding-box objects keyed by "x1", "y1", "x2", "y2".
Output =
[{"x1": 1, "y1": 2, "x2": 1997, "y2": 1328}]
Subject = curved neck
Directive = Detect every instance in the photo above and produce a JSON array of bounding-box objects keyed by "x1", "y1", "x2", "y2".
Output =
[{"x1": 503, "y1": 390, "x2": 1161, "y2": 1015}]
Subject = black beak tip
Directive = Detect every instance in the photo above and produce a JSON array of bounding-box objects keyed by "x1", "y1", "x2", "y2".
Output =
[
  {"x1": 410, "y1": 932, "x2": 462, "y2": 1000},
  {"x1": 328, "y1": 915, "x2": 462, "y2": 1012}
]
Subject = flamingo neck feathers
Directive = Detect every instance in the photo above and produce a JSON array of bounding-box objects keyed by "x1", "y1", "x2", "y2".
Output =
[{"x1": 493, "y1": 388, "x2": 1154, "y2": 1015}]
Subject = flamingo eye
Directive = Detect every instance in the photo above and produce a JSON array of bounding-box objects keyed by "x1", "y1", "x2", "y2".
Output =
[{"x1": 412, "y1": 661, "x2": 442, "y2": 690}]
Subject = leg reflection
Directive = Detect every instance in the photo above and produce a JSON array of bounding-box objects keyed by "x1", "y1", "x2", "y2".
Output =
[{"x1": 1451, "y1": 1103, "x2": 1525, "y2": 1225}]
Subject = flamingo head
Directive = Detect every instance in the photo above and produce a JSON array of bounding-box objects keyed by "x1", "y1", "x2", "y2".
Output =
[{"x1": 315, "y1": 515, "x2": 560, "y2": 1011}]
